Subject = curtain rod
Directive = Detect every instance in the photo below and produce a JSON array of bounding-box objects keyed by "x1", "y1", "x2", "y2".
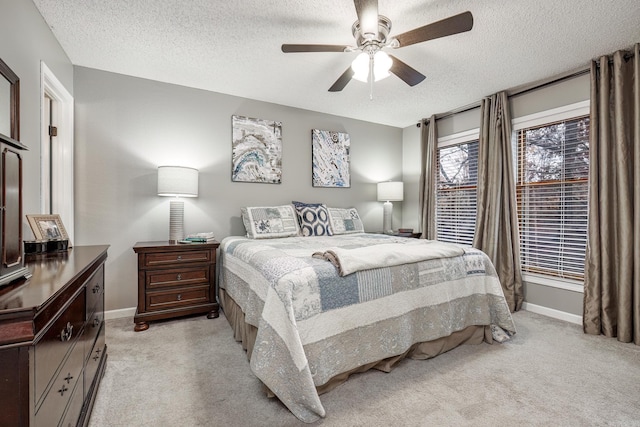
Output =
[
  {"x1": 417, "y1": 64, "x2": 590, "y2": 126},
  {"x1": 417, "y1": 43, "x2": 637, "y2": 126},
  {"x1": 507, "y1": 66, "x2": 589, "y2": 98}
]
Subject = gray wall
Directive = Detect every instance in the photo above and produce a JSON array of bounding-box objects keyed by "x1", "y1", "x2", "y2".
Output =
[
  {"x1": 401, "y1": 73, "x2": 590, "y2": 317},
  {"x1": 0, "y1": 0, "x2": 74, "y2": 232},
  {"x1": 73, "y1": 67, "x2": 403, "y2": 312}
]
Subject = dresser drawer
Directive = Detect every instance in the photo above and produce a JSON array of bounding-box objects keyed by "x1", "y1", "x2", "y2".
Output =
[
  {"x1": 85, "y1": 265, "x2": 105, "y2": 315},
  {"x1": 143, "y1": 250, "x2": 211, "y2": 267},
  {"x1": 59, "y1": 378, "x2": 84, "y2": 427},
  {"x1": 84, "y1": 306, "x2": 104, "y2": 360},
  {"x1": 146, "y1": 285, "x2": 210, "y2": 311},
  {"x1": 84, "y1": 323, "x2": 106, "y2": 398},
  {"x1": 34, "y1": 338, "x2": 84, "y2": 427},
  {"x1": 34, "y1": 289, "x2": 85, "y2": 404},
  {"x1": 146, "y1": 266, "x2": 209, "y2": 290}
]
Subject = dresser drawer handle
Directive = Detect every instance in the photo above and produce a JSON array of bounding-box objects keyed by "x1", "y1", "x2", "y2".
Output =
[
  {"x1": 58, "y1": 384, "x2": 69, "y2": 396},
  {"x1": 176, "y1": 274, "x2": 182, "y2": 281},
  {"x1": 177, "y1": 294, "x2": 182, "y2": 301},
  {"x1": 93, "y1": 348, "x2": 102, "y2": 361},
  {"x1": 60, "y1": 322, "x2": 73, "y2": 342},
  {"x1": 93, "y1": 318, "x2": 101, "y2": 327},
  {"x1": 92, "y1": 284, "x2": 101, "y2": 293},
  {"x1": 64, "y1": 373, "x2": 73, "y2": 384},
  {"x1": 177, "y1": 255, "x2": 182, "y2": 261}
]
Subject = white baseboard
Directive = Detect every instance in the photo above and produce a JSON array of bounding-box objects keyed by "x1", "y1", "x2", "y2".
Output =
[
  {"x1": 522, "y1": 302, "x2": 582, "y2": 325},
  {"x1": 105, "y1": 307, "x2": 136, "y2": 320}
]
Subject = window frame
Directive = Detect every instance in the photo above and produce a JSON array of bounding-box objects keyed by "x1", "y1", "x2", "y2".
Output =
[{"x1": 511, "y1": 100, "x2": 590, "y2": 293}]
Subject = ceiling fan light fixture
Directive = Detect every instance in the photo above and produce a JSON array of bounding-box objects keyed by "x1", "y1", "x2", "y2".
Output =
[
  {"x1": 351, "y1": 52, "x2": 370, "y2": 82},
  {"x1": 373, "y1": 51, "x2": 392, "y2": 81},
  {"x1": 351, "y1": 50, "x2": 392, "y2": 83}
]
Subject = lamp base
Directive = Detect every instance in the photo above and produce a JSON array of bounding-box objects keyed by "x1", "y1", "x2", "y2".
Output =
[
  {"x1": 382, "y1": 201, "x2": 393, "y2": 234},
  {"x1": 169, "y1": 200, "x2": 185, "y2": 244}
]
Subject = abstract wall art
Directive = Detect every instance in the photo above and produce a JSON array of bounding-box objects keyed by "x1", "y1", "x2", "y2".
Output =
[
  {"x1": 232, "y1": 115, "x2": 282, "y2": 183},
  {"x1": 312, "y1": 129, "x2": 350, "y2": 188}
]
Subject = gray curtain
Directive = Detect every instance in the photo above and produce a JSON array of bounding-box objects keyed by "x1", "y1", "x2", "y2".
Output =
[
  {"x1": 418, "y1": 115, "x2": 438, "y2": 239},
  {"x1": 584, "y1": 43, "x2": 640, "y2": 345},
  {"x1": 473, "y1": 92, "x2": 524, "y2": 312}
]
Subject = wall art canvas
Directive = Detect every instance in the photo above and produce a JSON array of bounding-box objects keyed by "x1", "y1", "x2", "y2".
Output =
[
  {"x1": 312, "y1": 129, "x2": 350, "y2": 188},
  {"x1": 232, "y1": 115, "x2": 282, "y2": 183}
]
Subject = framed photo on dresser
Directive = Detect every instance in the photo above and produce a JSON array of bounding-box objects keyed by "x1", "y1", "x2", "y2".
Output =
[{"x1": 26, "y1": 214, "x2": 71, "y2": 245}]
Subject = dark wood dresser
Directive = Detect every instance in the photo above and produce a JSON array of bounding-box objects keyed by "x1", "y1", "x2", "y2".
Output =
[
  {"x1": 132, "y1": 241, "x2": 220, "y2": 332},
  {"x1": 0, "y1": 245, "x2": 109, "y2": 427}
]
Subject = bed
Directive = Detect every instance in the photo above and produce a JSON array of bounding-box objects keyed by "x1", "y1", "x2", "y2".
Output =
[{"x1": 218, "y1": 230, "x2": 516, "y2": 423}]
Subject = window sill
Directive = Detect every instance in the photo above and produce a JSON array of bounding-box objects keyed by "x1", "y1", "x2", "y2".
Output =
[{"x1": 522, "y1": 272, "x2": 584, "y2": 293}]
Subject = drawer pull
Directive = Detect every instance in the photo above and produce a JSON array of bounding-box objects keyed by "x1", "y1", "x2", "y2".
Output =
[
  {"x1": 177, "y1": 294, "x2": 182, "y2": 301},
  {"x1": 177, "y1": 273, "x2": 182, "y2": 281},
  {"x1": 58, "y1": 384, "x2": 69, "y2": 396},
  {"x1": 64, "y1": 373, "x2": 73, "y2": 384},
  {"x1": 177, "y1": 255, "x2": 182, "y2": 261},
  {"x1": 93, "y1": 318, "x2": 101, "y2": 327},
  {"x1": 93, "y1": 284, "x2": 101, "y2": 293},
  {"x1": 60, "y1": 322, "x2": 73, "y2": 342},
  {"x1": 93, "y1": 348, "x2": 102, "y2": 361}
]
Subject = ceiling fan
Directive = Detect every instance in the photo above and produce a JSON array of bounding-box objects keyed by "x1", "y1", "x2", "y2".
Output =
[{"x1": 281, "y1": 0, "x2": 473, "y2": 93}]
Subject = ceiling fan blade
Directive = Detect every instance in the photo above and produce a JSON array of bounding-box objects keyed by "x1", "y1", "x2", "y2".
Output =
[
  {"x1": 329, "y1": 67, "x2": 355, "y2": 92},
  {"x1": 282, "y1": 44, "x2": 350, "y2": 53},
  {"x1": 388, "y1": 54, "x2": 426, "y2": 87},
  {"x1": 354, "y1": 0, "x2": 379, "y2": 39},
  {"x1": 394, "y1": 11, "x2": 473, "y2": 48}
]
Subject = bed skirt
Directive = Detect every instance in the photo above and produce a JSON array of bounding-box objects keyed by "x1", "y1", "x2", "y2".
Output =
[{"x1": 220, "y1": 288, "x2": 491, "y2": 396}]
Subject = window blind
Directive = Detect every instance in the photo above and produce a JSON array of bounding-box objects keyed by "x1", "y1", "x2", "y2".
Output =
[
  {"x1": 436, "y1": 140, "x2": 478, "y2": 245},
  {"x1": 516, "y1": 116, "x2": 590, "y2": 280}
]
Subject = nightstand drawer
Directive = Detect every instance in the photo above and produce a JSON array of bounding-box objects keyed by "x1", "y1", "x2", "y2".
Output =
[
  {"x1": 146, "y1": 286, "x2": 210, "y2": 311},
  {"x1": 144, "y1": 250, "x2": 211, "y2": 267},
  {"x1": 145, "y1": 267, "x2": 209, "y2": 290}
]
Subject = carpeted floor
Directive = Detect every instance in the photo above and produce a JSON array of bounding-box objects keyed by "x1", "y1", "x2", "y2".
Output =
[{"x1": 88, "y1": 310, "x2": 640, "y2": 426}]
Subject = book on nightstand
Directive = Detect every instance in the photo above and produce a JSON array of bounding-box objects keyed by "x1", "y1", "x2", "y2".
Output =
[{"x1": 179, "y1": 232, "x2": 216, "y2": 243}]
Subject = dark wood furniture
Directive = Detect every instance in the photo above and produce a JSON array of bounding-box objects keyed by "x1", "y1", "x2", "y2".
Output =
[
  {"x1": 0, "y1": 57, "x2": 29, "y2": 288},
  {"x1": 132, "y1": 241, "x2": 220, "y2": 331},
  {"x1": 0, "y1": 245, "x2": 109, "y2": 427},
  {"x1": 1, "y1": 138, "x2": 29, "y2": 286}
]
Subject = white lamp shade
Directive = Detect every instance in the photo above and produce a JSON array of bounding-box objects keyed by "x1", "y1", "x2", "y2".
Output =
[
  {"x1": 157, "y1": 166, "x2": 199, "y2": 197},
  {"x1": 377, "y1": 181, "x2": 404, "y2": 202}
]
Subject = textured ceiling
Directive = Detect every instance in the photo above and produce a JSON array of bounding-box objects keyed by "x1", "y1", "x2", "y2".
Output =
[{"x1": 32, "y1": 0, "x2": 640, "y2": 128}]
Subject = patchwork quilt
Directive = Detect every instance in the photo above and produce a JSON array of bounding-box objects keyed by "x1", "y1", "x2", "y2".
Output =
[{"x1": 219, "y1": 233, "x2": 516, "y2": 423}]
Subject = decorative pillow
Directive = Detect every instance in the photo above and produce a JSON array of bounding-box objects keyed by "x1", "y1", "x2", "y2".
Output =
[
  {"x1": 241, "y1": 205, "x2": 300, "y2": 239},
  {"x1": 292, "y1": 201, "x2": 333, "y2": 237},
  {"x1": 327, "y1": 207, "x2": 365, "y2": 235}
]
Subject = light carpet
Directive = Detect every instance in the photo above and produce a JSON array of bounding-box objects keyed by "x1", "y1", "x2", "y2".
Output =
[{"x1": 88, "y1": 310, "x2": 640, "y2": 426}]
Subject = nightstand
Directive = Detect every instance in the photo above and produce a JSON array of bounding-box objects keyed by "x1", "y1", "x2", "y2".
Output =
[{"x1": 132, "y1": 240, "x2": 220, "y2": 331}]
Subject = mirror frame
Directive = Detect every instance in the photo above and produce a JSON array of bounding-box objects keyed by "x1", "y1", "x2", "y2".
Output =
[{"x1": 0, "y1": 58, "x2": 26, "y2": 149}]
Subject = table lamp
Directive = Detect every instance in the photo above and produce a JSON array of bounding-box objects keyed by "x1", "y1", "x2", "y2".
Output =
[
  {"x1": 377, "y1": 181, "x2": 403, "y2": 234},
  {"x1": 157, "y1": 166, "x2": 198, "y2": 243}
]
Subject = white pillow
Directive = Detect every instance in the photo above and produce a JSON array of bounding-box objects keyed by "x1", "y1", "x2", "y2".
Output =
[
  {"x1": 327, "y1": 207, "x2": 364, "y2": 234},
  {"x1": 241, "y1": 205, "x2": 301, "y2": 239}
]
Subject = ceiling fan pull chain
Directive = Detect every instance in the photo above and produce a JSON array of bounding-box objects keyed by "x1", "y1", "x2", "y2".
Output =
[{"x1": 369, "y1": 52, "x2": 374, "y2": 100}]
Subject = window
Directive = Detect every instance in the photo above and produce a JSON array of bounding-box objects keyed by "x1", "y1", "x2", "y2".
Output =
[
  {"x1": 436, "y1": 131, "x2": 479, "y2": 245},
  {"x1": 515, "y1": 114, "x2": 590, "y2": 281}
]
